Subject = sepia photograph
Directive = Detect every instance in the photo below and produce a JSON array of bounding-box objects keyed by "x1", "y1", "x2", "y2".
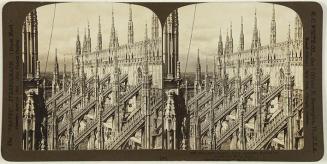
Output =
[
  {"x1": 165, "y1": 2, "x2": 304, "y2": 150},
  {"x1": 22, "y1": 2, "x2": 163, "y2": 150},
  {"x1": 22, "y1": 2, "x2": 303, "y2": 151}
]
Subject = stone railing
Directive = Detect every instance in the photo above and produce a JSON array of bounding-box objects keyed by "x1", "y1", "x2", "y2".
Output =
[
  {"x1": 120, "y1": 83, "x2": 142, "y2": 103},
  {"x1": 106, "y1": 96, "x2": 162, "y2": 150},
  {"x1": 247, "y1": 101, "x2": 303, "y2": 150},
  {"x1": 74, "y1": 119, "x2": 98, "y2": 145},
  {"x1": 247, "y1": 111, "x2": 287, "y2": 149},
  {"x1": 200, "y1": 99, "x2": 239, "y2": 134},
  {"x1": 57, "y1": 97, "x2": 96, "y2": 134},
  {"x1": 214, "y1": 105, "x2": 257, "y2": 147}
]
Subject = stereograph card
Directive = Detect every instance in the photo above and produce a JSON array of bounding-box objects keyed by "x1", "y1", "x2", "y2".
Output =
[{"x1": 1, "y1": 0, "x2": 324, "y2": 161}]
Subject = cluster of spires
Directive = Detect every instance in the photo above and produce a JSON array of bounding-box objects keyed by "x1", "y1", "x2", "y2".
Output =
[
  {"x1": 52, "y1": 48, "x2": 60, "y2": 95},
  {"x1": 193, "y1": 5, "x2": 303, "y2": 94},
  {"x1": 216, "y1": 5, "x2": 302, "y2": 57},
  {"x1": 217, "y1": 8, "x2": 262, "y2": 57},
  {"x1": 51, "y1": 5, "x2": 161, "y2": 96},
  {"x1": 74, "y1": 4, "x2": 160, "y2": 57},
  {"x1": 52, "y1": 5, "x2": 303, "y2": 96}
]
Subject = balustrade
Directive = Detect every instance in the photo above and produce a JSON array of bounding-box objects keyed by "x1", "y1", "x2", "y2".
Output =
[
  {"x1": 201, "y1": 99, "x2": 240, "y2": 134},
  {"x1": 246, "y1": 101, "x2": 303, "y2": 149},
  {"x1": 189, "y1": 74, "x2": 255, "y2": 113},
  {"x1": 106, "y1": 96, "x2": 162, "y2": 150},
  {"x1": 247, "y1": 110, "x2": 287, "y2": 149},
  {"x1": 120, "y1": 83, "x2": 142, "y2": 102},
  {"x1": 57, "y1": 117, "x2": 68, "y2": 133},
  {"x1": 261, "y1": 85, "x2": 283, "y2": 102},
  {"x1": 72, "y1": 83, "x2": 147, "y2": 147},
  {"x1": 57, "y1": 74, "x2": 161, "y2": 149},
  {"x1": 74, "y1": 119, "x2": 98, "y2": 144}
]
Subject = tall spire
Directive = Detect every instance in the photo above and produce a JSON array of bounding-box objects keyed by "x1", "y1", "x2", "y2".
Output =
[
  {"x1": 76, "y1": 28, "x2": 81, "y2": 55},
  {"x1": 196, "y1": 48, "x2": 201, "y2": 82},
  {"x1": 251, "y1": 8, "x2": 259, "y2": 49},
  {"x1": 81, "y1": 31, "x2": 85, "y2": 78},
  {"x1": 213, "y1": 56, "x2": 217, "y2": 90},
  {"x1": 54, "y1": 49, "x2": 59, "y2": 75},
  {"x1": 129, "y1": 4, "x2": 132, "y2": 21},
  {"x1": 204, "y1": 57, "x2": 209, "y2": 91},
  {"x1": 272, "y1": 4, "x2": 275, "y2": 20},
  {"x1": 110, "y1": 5, "x2": 118, "y2": 48},
  {"x1": 219, "y1": 28, "x2": 222, "y2": 42},
  {"x1": 83, "y1": 27, "x2": 87, "y2": 53},
  {"x1": 254, "y1": 8, "x2": 257, "y2": 30},
  {"x1": 270, "y1": 4, "x2": 277, "y2": 45},
  {"x1": 75, "y1": 28, "x2": 81, "y2": 78},
  {"x1": 218, "y1": 28, "x2": 223, "y2": 56},
  {"x1": 144, "y1": 34, "x2": 149, "y2": 75},
  {"x1": 194, "y1": 48, "x2": 202, "y2": 93},
  {"x1": 128, "y1": 4, "x2": 134, "y2": 44},
  {"x1": 80, "y1": 38, "x2": 86, "y2": 105},
  {"x1": 98, "y1": 16, "x2": 102, "y2": 51},
  {"x1": 52, "y1": 48, "x2": 60, "y2": 94},
  {"x1": 225, "y1": 28, "x2": 230, "y2": 55},
  {"x1": 239, "y1": 17, "x2": 244, "y2": 51},
  {"x1": 77, "y1": 27, "x2": 80, "y2": 41},
  {"x1": 87, "y1": 20, "x2": 91, "y2": 52}
]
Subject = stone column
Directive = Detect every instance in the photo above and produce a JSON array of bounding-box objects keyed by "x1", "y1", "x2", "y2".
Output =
[
  {"x1": 253, "y1": 48, "x2": 262, "y2": 137},
  {"x1": 68, "y1": 86, "x2": 74, "y2": 150},
  {"x1": 112, "y1": 48, "x2": 121, "y2": 134},
  {"x1": 184, "y1": 80, "x2": 190, "y2": 149},
  {"x1": 23, "y1": 91, "x2": 36, "y2": 150},
  {"x1": 284, "y1": 30, "x2": 294, "y2": 150},
  {"x1": 238, "y1": 95, "x2": 246, "y2": 150},
  {"x1": 163, "y1": 90, "x2": 176, "y2": 150},
  {"x1": 52, "y1": 99, "x2": 58, "y2": 150},
  {"x1": 209, "y1": 88, "x2": 216, "y2": 150},
  {"x1": 195, "y1": 99, "x2": 201, "y2": 150}
]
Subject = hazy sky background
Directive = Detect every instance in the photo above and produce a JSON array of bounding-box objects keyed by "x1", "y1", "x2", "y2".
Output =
[
  {"x1": 36, "y1": 2, "x2": 299, "y2": 73},
  {"x1": 178, "y1": 3, "x2": 299, "y2": 72},
  {"x1": 37, "y1": 3, "x2": 154, "y2": 73}
]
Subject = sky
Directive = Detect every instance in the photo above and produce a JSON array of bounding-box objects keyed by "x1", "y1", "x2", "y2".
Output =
[
  {"x1": 35, "y1": 2, "x2": 299, "y2": 73},
  {"x1": 178, "y1": 2, "x2": 299, "y2": 72},
  {"x1": 36, "y1": 2, "x2": 154, "y2": 73}
]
